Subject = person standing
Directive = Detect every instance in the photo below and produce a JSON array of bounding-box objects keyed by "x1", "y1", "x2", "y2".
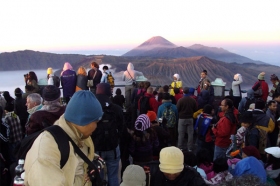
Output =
[
  {"x1": 252, "y1": 72, "x2": 269, "y2": 102},
  {"x1": 25, "y1": 71, "x2": 40, "y2": 94},
  {"x1": 24, "y1": 90, "x2": 103, "y2": 186},
  {"x1": 75, "y1": 66, "x2": 88, "y2": 91},
  {"x1": 92, "y1": 83, "x2": 124, "y2": 186},
  {"x1": 266, "y1": 100, "x2": 278, "y2": 147},
  {"x1": 87, "y1": 62, "x2": 102, "y2": 94},
  {"x1": 197, "y1": 70, "x2": 208, "y2": 95},
  {"x1": 231, "y1": 73, "x2": 243, "y2": 109},
  {"x1": 176, "y1": 87, "x2": 197, "y2": 151},
  {"x1": 269, "y1": 74, "x2": 280, "y2": 98},
  {"x1": 60, "y1": 62, "x2": 77, "y2": 104},
  {"x1": 170, "y1": 74, "x2": 183, "y2": 96},
  {"x1": 212, "y1": 98, "x2": 237, "y2": 160},
  {"x1": 14, "y1": 88, "x2": 28, "y2": 134},
  {"x1": 122, "y1": 62, "x2": 144, "y2": 110},
  {"x1": 47, "y1": 67, "x2": 60, "y2": 87}
]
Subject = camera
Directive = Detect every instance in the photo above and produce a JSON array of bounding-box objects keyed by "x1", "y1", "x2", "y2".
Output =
[{"x1": 23, "y1": 73, "x2": 28, "y2": 78}]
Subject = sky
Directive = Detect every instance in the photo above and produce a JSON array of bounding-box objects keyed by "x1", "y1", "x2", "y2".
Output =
[{"x1": 1, "y1": 0, "x2": 280, "y2": 65}]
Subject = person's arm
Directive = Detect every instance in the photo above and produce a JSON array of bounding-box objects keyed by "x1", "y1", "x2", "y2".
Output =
[
  {"x1": 267, "y1": 118, "x2": 275, "y2": 133},
  {"x1": 252, "y1": 81, "x2": 260, "y2": 91}
]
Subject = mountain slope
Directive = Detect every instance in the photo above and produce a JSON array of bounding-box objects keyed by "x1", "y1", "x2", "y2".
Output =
[{"x1": 0, "y1": 50, "x2": 86, "y2": 71}]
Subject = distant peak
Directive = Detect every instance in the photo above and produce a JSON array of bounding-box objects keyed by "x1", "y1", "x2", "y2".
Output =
[
  {"x1": 188, "y1": 44, "x2": 206, "y2": 49},
  {"x1": 138, "y1": 36, "x2": 177, "y2": 48}
]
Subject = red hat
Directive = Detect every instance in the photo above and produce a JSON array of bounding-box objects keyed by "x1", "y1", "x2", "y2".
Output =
[
  {"x1": 146, "y1": 111, "x2": 157, "y2": 122},
  {"x1": 242, "y1": 146, "x2": 261, "y2": 160}
]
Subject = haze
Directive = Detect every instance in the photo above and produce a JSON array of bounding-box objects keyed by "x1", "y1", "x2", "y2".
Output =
[{"x1": 1, "y1": 0, "x2": 279, "y2": 65}]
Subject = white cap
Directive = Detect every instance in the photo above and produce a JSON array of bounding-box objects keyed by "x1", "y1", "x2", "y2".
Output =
[{"x1": 265, "y1": 147, "x2": 280, "y2": 158}]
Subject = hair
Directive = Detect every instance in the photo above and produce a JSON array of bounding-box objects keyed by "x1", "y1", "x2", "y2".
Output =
[
  {"x1": 153, "y1": 90, "x2": 158, "y2": 96},
  {"x1": 147, "y1": 87, "x2": 153, "y2": 94},
  {"x1": 202, "y1": 70, "x2": 207, "y2": 75},
  {"x1": 144, "y1": 81, "x2": 151, "y2": 89},
  {"x1": 196, "y1": 148, "x2": 213, "y2": 167},
  {"x1": 267, "y1": 100, "x2": 277, "y2": 107},
  {"x1": 265, "y1": 154, "x2": 280, "y2": 170},
  {"x1": 115, "y1": 88, "x2": 122, "y2": 96},
  {"x1": 158, "y1": 87, "x2": 164, "y2": 93},
  {"x1": 163, "y1": 85, "x2": 169, "y2": 93},
  {"x1": 255, "y1": 99, "x2": 266, "y2": 110},
  {"x1": 203, "y1": 104, "x2": 213, "y2": 115},
  {"x1": 213, "y1": 157, "x2": 228, "y2": 173},
  {"x1": 77, "y1": 66, "x2": 87, "y2": 76},
  {"x1": 27, "y1": 93, "x2": 42, "y2": 105},
  {"x1": 103, "y1": 65, "x2": 108, "y2": 70},
  {"x1": 28, "y1": 71, "x2": 38, "y2": 82},
  {"x1": 183, "y1": 150, "x2": 197, "y2": 167},
  {"x1": 272, "y1": 92, "x2": 280, "y2": 100},
  {"x1": 174, "y1": 88, "x2": 180, "y2": 94},
  {"x1": 183, "y1": 87, "x2": 189, "y2": 94},
  {"x1": 138, "y1": 81, "x2": 145, "y2": 89},
  {"x1": 91, "y1": 62, "x2": 99, "y2": 68}
]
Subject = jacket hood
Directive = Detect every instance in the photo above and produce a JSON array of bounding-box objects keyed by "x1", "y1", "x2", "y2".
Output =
[
  {"x1": 247, "y1": 89, "x2": 254, "y2": 99},
  {"x1": 127, "y1": 62, "x2": 134, "y2": 71},
  {"x1": 63, "y1": 62, "x2": 73, "y2": 71},
  {"x1": 95, "y1": 94, "x2": 112, "y2": 107}
]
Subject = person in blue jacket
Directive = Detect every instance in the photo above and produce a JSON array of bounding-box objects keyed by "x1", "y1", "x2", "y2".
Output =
[
  {"x1": 233, "y1": 156, "x2": 267, "y2": 184},
  {"x1": 60, "y1": 62, "x2": 77, "y2": 104}
]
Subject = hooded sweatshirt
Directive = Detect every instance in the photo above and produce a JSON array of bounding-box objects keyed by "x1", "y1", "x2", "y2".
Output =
[
  {"x1": 122, "y1": 63, "x2": 144, "y2": 86},
  {"x1": 238, "y1": 89, "x2": 255, "y2": 114}
]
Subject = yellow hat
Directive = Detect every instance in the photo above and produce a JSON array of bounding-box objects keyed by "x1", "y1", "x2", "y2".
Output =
[
  {"x1": 159, "y1": 146, "x2": 184, "y2": 174},
  {"x1": 47, "y1": 67, "x2": 53, "y2": 74}
]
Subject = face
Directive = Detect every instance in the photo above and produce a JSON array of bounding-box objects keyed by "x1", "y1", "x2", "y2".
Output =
[
  {"x1": 274, "y1": 96, "x2": 280, "y2": 102},
  {"x1": 268, "y1": 102, "x2": 277, "y2": 113},
  {"x1": 26, "y1": 97, "x2": 37, "y2": 109},
  {"x1": 173, "y1": 76, "x2": 177, "y2": 81},
  {"x1": 163, "y1": 172, "x2": 181, "y2": 181},
  {"x1": 74, "y1": 121, "x2": 98, "y2": 139},
  {"x1": 220, "y1": 100, "x2": 228, "y2": 112},
  {"x1": 241, "y1": 122, "x2": 250, "y2": 128},
  {"x1": 200, "y1": 72, "x2": 206, "y2": 79},
  {"x1": 270, "y1": 79, "x2": 277, "y2": 84}
]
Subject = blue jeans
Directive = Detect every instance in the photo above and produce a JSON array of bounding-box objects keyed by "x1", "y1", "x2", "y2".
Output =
[
  {"x1": 96, "y1": 146, "x2": 120, "y2": 186},
  {"x1": 213, "y1": 145, "x2": 228, "y2": 161}
]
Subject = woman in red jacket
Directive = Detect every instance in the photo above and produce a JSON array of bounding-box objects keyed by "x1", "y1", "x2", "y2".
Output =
[{"x1": 212, "y1": 98, "x2": 237, "y2": 161}]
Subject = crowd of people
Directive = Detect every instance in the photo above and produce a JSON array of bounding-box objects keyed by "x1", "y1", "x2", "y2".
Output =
[{"x1": 1, "y1": 62, "x2": 280, "y2": 186}]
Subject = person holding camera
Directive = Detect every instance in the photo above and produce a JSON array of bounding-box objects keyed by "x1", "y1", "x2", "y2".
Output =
[
  {"x1": 24, "y1": 90, "x2": 103, "y2": 186},
  {"x1": 24, "y1": 71, "x2": 40, "y2": 94}
]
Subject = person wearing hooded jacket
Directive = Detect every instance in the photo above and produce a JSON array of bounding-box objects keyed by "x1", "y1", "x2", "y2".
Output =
[
  {"x1": 252, "y1": 72, "x2": 269, "y2": 102},
  {"x1": 60, "y1": 62, "x2": 77, "y2": 104},
  {"x1": 122, "y1": 62, "x2": 145, "y2": 109},
  {"x1": 170, "y1": 74, "x2": 183, "y2": 96},
  {"x1": 238, "y1": 89, "x2": 255, "y2": 114}
]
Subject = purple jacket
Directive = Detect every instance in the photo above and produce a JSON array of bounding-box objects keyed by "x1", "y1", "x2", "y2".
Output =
[{"x1": 61, "y1": 69, "x2": 77, "y2": 97}]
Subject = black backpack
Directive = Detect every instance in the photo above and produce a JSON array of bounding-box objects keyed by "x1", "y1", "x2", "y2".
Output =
[
  {"x1": 139, "y1": 95, "x2": 151, "y2": 115},
  {"x1": 134, "y1": 89, "x2": 146, "y2": 107},
  {"x1": 15, "y1": 125, "x2": 70, "y2": 168},
  {"x1": 91, "y1": 105, "x2": 119, "y2": 152}
]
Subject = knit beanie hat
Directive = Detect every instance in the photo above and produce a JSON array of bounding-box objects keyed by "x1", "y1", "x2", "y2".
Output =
[
  {"x1": 242, "y1": 146, "x2": 261, "y2": 160},
  {"x1": 42, "y1": 85, "x2": 61, "y2": 101},
  {"x1": 265, "y1": 147, "x2": 280, "y2": 158},
  {"x1": 258, "y1": 72, "x2": 265, "y2": 80},
  {"x1": 64, "y1": 90, "x2": 103, "y2": 126},
  {"x1": 120, "y1": 165, "x2": 146, "y2": 186},
  {"x1": 159, "y1": 146, "x2": 184, "y2": 174},
  {"x1": 146, "y1": 111, "x2": 157, "y2": 122},
  {"x1": 96, "y1": 83, "x2": 112, "y2": 96},
  {"x1": 47, "y1": 67, "x2": 53, "y2": 74},
  {"x1": 14, "y1": 87, "x2": 23, "y2": 97},
  {"x1": 135, "y1": 114, "x2": 151, "y2": 131}
]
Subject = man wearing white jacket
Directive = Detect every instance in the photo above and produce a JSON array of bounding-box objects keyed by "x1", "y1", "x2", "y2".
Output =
[{"x1": 232, "y1": 73, "x2": 243, "y2": 109}]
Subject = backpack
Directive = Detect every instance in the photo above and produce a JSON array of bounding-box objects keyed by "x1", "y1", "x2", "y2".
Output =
[
  {"x1": 15, "y1": 125, "x2": 70, "y2": 169},
  {"x1": 91, "y1": 105, "x2": 119, "y2": 152},
  {"x1": 53, "y1": 75, "x2": 60, "y2": 88},
  {"x1": 245, "y1": 97, "x2": 256, "y2": 110},
  {"x1": 105, "y1": 72, "x2": 114, "y2": 88},
  {"x1": 194, "y1": 113, "x2": 213, "y2": 140},
  {"x1": 256, "y1": 127, "x2": 267, "y2": 154},
  {"x1": 134, "y1": 89, "x2": 145, "y2": 107},
  {"x1": 254, "y1": 82, "x2": 263, "y2": 97},
  {"x1": 139, "y1": 96, "x2": 151, "y2": 115},
  {"x1": 162, "y1": 105, "x2": 176, "y2": 128}
]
